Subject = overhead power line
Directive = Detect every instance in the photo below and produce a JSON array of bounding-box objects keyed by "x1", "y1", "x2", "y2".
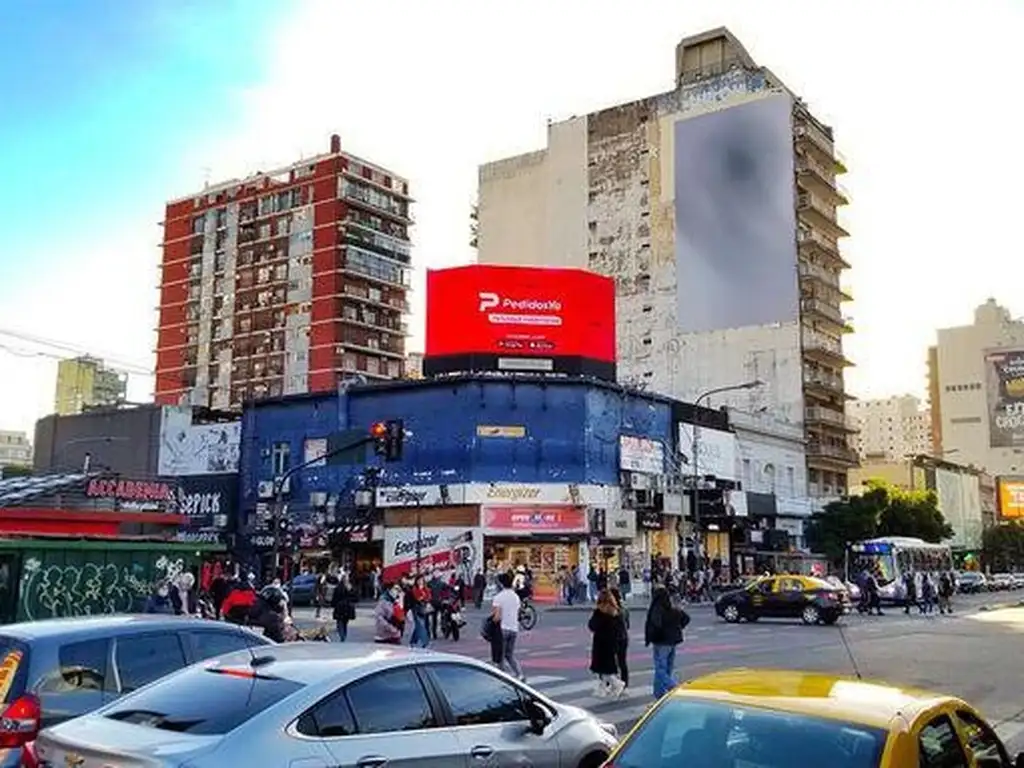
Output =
[{"x1": 0, "y1": 328, "x2": 152, "y2": 375}]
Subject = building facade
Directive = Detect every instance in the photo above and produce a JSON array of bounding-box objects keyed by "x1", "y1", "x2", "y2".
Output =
[
  {"x1": 929, "y1": 299, "x2": 1024, "y2": 477},
  {"x1": 473, "y1": 27, "x2": 856, "y2": 501},
  {"x1": 157, "y1": 134, "x2": 413, "y2": 410},
  {"x1": 0, "y1": 430, "x2": 32, "y2": 471},
  {"x1": 849, "y1": 395, "x2": 932, "y2": 464},
  {"x1": 54, "y1": 356, "x2": 127, "y2": 416}
]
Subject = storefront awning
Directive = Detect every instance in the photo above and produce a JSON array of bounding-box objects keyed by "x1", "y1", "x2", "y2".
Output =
[{"x1": 327, "y1": 523, "x2": 372, "y2": 543}]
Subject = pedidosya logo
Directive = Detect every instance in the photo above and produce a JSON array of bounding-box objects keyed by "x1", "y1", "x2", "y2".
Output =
[{"x1": 477, "y1": 292, "x2": 563, "y2": 313}]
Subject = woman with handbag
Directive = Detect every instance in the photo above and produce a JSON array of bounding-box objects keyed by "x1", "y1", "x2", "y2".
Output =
[{"x1": 332, "y1": 573, "x2": 358, "y2": 641}]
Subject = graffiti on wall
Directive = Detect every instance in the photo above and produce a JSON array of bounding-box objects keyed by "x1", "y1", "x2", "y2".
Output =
[{"x1": 18, "y1": 555, "x2": 186, "y2": 621}]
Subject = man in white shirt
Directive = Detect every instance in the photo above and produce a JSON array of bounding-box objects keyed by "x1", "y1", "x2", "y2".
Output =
[{"x1": 491, "y1": 573, "x2": 525, "y2": 681}]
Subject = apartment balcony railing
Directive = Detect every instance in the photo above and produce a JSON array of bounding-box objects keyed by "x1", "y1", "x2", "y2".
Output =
[
  {"x1": 802, "y1": 329, "x2": 844, "y2": 357},
  {"x1": 796, "y1": 157, "x2": 850, "y2": 205},
  {"x1": 806, "y1": 441, "x2": 859, "y2": 464},
  {"x1": 805, "y1": 406, "x2": 849, "y2": 429},
  {"x1": 801, "y1": 297, "x2": 847, "y2": 328},
  {"x1": 803, "y1": 368, "x2": 846, "y2": 394},
  {"x1": 795, "y1": 122, "x2": 848, "y2": 173},
  {"x1": 798, "y1": 261, "x2": 841, "y2": 289}
]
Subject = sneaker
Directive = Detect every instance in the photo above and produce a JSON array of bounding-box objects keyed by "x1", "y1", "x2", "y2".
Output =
[
  {"x1": 593, "y1": 682, "x2": 608, "y2": 697},
  {"x1": 609, "y1": 679, "x2": 626, "y2": 697}
]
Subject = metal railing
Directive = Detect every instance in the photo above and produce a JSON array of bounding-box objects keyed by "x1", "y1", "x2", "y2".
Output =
[
  {"x1": 805, "y1": 406, "x2": 848, "y2": 428},
  {"x1": 802, "y1": 330, "x2": 844, "y2": 357}
]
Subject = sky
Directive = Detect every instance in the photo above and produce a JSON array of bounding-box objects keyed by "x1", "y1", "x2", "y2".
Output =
[{"x1": 1, "y1": 0, "x2": 1022, "y2": 440}]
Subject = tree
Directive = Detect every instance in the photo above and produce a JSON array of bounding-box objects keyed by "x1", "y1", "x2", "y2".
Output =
[
  {"x1": 982, "y1": 523, "x2": 1024, "y2": 571},
  {"x1": 0, "y1": 465, "x2": 32, "y2": 479},
  {"x1": 805, "y1": 480, "x2": 954, "y2": 567}
]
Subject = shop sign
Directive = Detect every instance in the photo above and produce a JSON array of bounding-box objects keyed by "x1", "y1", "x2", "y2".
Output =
[
  {"x1": 87, "y1": 479, "x2": 175, "y2": 503},
  {"x1": 375, "y1": 485, "x2": 464, "y2": 508},
  {"x1": 603, "y1": 506, "x2": 637, "y2": 540},
  {"x1": 638, "y1": 510, "x2": 663, "y2": 530},
  {"x1": 383, "y1": 527, "x2": 483, "y2": 583},
  {"x1": 465, "y1": 483, "x2": 610, "y2": 506},
  {"x1": 482, "y1": 505, "x2": 588, "y2": 535},
  {"x1": 476, "y1": 425, "x2": 526, "y2": 438},
  {"x1": 174, "y1": 530, "x2": 224, "y2": 545},
  {"x1": 619, "y1": 435, "x2": 665, "y2": 475}
]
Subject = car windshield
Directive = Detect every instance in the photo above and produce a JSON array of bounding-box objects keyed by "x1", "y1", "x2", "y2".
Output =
[
  {"x1": 103, "y1": 667, "x2": 305, "y2": 735},
  {"x1": 612, "y1": 697, "x2": 886, "y2": 768}
]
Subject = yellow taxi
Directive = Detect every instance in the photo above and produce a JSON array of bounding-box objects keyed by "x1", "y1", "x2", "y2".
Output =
[
  {"x1": 603, "y1": 668, "x2": 1023, "y2": 767},
  {"x1": 715, "y1": 574, "x2": 850, "y2": 625}
]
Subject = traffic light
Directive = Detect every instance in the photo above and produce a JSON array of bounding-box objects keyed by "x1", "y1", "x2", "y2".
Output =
[{"x1": 369, "y1": 420, "x2": 404, "y2": 462}]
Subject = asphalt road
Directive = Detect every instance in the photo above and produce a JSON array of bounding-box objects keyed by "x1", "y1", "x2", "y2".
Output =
[{"x1": 293, "y1": 590, "x2": 1024, "y2": 751}]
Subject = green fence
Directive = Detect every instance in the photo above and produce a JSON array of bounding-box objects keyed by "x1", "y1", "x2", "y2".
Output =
[{"x1": 0, "y1": 539, "x2": 223, "y2": 623}]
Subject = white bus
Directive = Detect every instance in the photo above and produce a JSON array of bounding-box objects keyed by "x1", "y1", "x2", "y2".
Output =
[{"x1": 846, "y1": 536, "x2": 954, "y2": 603}]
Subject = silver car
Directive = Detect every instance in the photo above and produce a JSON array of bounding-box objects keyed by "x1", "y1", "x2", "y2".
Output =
[{"x1": 34, "y1": 643, "x2": 618, "y2": 768}]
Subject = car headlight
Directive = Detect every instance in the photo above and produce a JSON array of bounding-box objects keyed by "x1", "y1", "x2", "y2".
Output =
[{"x1": 599, "y1": 721, "x2": 618, "y2": 738}]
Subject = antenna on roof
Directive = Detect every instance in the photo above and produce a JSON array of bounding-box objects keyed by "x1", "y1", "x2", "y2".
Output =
[{"x1": 836, "y1": 621, "x2": 863, "y2": 680}]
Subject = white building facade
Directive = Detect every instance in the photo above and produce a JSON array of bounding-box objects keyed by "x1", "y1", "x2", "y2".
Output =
[{"x1": 849, "y1": 395, "x2": 932, "y2": 464}]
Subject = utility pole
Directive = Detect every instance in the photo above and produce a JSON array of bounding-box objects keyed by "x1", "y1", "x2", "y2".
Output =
[{"x1": 687, "y1": 380, "x2": 764, "y2": 568}]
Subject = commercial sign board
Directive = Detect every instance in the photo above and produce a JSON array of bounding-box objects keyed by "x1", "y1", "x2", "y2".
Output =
[
  {"x1": 374, "y1": 485, "x2": 465, "y2": 508},
  {"x1": 86, "y1": 478, "x2": 176, "y2": 512},
  {"x1": 158, "y1": 406, "x2": 241, "y2": 476},
  {"x1": 619, "y1": 435, "x2": 665, "y2": 475},
  {"x1": 603, "y1": 506, "x2": 637, "y2": 540},
  {"x1": 173, "y1": 473, "x2": 238, "y2": 531},
  {"x1": 998, "y1": 477, "x2": 1024, "y2": 520},
  {"x1": 383, "y1": 527, "x2": 483, "y2": 583},
  {"x1": 463, "y1": 483, "x2": 611, "y2": 507},
  {"x1": 423, "y1": 265, "x2": 616, "y2": 381},
  {"x1": 476, "y1": 425, "x2": 526, "y2": 438},
  {"x1": 481, "y1": 505, "x2": 588, "y2": 535},
  {"x1": 677, "y1": 424, "x2": 738, "y2": 482},
  {"x1": 984, "y1": 347, "x2": 1024, "y2": 448}
]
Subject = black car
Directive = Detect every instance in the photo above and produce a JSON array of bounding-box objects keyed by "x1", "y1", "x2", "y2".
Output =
[
  {"x1": 714, "y1": 575, "x2": 848, "y2": 626},
  {"x1": 0, "y1": 614, "x2": 270, "y2": 767}
]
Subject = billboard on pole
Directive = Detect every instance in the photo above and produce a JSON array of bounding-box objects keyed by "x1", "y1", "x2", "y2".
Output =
[{"x1": 983, "y1": 347, "x2": 1024, "y2": 448}]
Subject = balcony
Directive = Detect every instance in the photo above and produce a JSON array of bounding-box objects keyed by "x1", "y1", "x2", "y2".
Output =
[
  {"x1": 805, "y1": 406, "x2": 856, "y2": 432},
  {"x1": 797, "y1": 193, "x2": 850, "y2": 239},
  {"x1": 802, "y1": 368, "x2": 849, "y2": 399},
  {"x1": 795, "y1": 122, "x2": 847, "y2": 174},
  {"x1": 806, "y1": 440, "x2": 859, "y2": 466},
  {"x1": 797, "y1": 228, "x2": 850, "y2": 270},
  {"x1": 800, "y1": 297, "x2": 851, "y2": 333},
  {"x1": 336, "y1": 340, "x2": 405, "y2": 361},
  {"x1": 798, "y1": 261, "x2": 853, "y2": 301},
  {"x1": 802, "y1": 329, "x2": 851, "y2": 366},
  {"x1": 796, "y1": 157, "x2": 849, "y2": 206}
]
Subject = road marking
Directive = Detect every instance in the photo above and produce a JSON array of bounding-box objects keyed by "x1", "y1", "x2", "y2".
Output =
[
  {"x1": 535, "y1": 669, "x2": 656, "y2": 700},
  {"x1": 524, "y1": 674, "x2": 566, "y2": 686},
  {"x1": 552, "y1": 642, "x2": 575, "y2": 649},
  {"x1": 997, "y1": 721, "x2": 1024, "y2": 748}
]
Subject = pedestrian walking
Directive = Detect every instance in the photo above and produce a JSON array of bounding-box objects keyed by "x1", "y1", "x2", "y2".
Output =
[
  {"x1": 374, "y1": 583, "x2": 405, "y2": 645},
  {"x1": 588, "y1": 589, "x2": 627, "y2": 697},
  {"x1": 920, "y1": 573, "x2": 936, "y2": 614},
  {"x1": 611, "y1": 587, "x2": 630, "y2": 693},
  {"x1": 427, "y1": 570, "x2": 446, "y2": 640},
  {"x1": 408, "y1": 575, "x2": 431, "y2": 648},
  {"x1": 644, "y1": 584, "x2": 690, "y2": 698},
  {"x1": 491, "y1": 572, "x2": 525, "y2": 681},
  {"x1": 331, "y1": 573, "x2": 357, "y2": 641},
  {"x1": 473, "y1": 570, "x2": 486, "y2": 609},
  {"x1": 313, "y1": 571, "x2": 328, "y2": 619},
  {"x1": 938, "y1": 571, "x2": 954, "y2": 614},
  {"x1": 903, "y1": 572, "x2": 917, "y2": 615}
]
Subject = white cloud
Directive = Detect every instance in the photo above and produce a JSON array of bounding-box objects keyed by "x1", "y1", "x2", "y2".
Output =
[{"x1": 3, "y1": 0, "x2": 1022, "y2": 438}]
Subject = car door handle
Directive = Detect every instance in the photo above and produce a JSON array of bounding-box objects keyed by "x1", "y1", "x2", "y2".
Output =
[
  {"x1": 356, "y1": 756, "x2": 389, "y2": 768},
  {"x1": 471, "y1": 745, "x2": 495, "y2": 759}
]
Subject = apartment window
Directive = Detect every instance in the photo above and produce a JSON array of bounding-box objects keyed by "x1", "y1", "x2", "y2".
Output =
[
  {"x1": 271, "y1": 442, "x2": 290, "y2": 476},
  {"x1": 191, "y1": 215, "x2": 205, "y2": 234},
  {"x1": 345, "y1": 246, "x2": 406, "y2": 286},
  {"x1": 368, "y1": 287, "x2": 382, "y2": 303},
  {"x1": 387, "y1": 360, "x2": 402, "y2": 378},
  {"x1": 366, "y1": 357, "x2": 381, "y2": 375},
  {"x1": 341, "y1": 352, "x2": 358, "y2": 370}
]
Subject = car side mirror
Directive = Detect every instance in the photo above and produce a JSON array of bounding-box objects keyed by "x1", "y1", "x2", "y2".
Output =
[{"x1": 525, "y1": 699, "x2": 550, "y2": 735}]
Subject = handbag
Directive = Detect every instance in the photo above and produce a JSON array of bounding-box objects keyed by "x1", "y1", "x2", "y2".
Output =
[{"x1": 480, "y1": 614, "x2": 497, "y2": 642}]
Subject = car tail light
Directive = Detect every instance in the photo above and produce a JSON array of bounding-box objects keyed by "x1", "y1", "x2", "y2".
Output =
[{"x1": 0, "y1": 694, "x2": 40, "y2": 748}]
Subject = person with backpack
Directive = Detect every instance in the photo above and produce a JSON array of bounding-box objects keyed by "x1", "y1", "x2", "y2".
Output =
[{"x1": 644, "y1": 583, "x2": 690, "y2": 698}]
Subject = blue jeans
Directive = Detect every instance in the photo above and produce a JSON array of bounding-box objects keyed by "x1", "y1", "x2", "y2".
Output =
[
  {"x1": 336, "y1": 620, "x2": 349, "y2": 641},
  {"x1": 652, "y1": 644, "x2": 677, "y2": 698},
  {"x1": 411, "y1": 614, "x2": 429, "y2": 647}
]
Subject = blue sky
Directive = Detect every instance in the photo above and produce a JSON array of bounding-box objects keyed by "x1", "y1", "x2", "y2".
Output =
[
  {"x1": 1, "y1": 0, "x2": 1021, "y2": 438},
  {"x1": 0, "y1": 0, "x2": 284, "y2": 288}
]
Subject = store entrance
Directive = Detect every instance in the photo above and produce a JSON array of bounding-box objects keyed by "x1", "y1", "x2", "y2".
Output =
[{"x1": 486, "y1": 539, "x2": 578, "y2": 603}]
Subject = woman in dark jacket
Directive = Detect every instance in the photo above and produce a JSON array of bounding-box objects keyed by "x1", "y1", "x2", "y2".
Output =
[
  {"x1": 644, "y1": 585, "x2": 688, "y2": 698},
  {"x1": 588, "y1": 589, "x2": 627, "y2": 698},
  {"x1": 331, "y1": 574, "x2": 358, "y2": 641},
  {"x1": 610, "y1": 587, "x2": 630, "y2": 691}
]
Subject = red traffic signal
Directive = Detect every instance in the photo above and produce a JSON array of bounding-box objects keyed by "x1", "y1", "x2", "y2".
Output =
[
  {"x1": 369, "y1": 422, "x2": 388, "y2": 438},
  {"x1": 369, "y1": 419, "x2": 404, "y2": 461}
]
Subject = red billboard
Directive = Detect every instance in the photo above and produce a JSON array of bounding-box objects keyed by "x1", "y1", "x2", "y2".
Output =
[{"x1": 424, "y1": 265, "x2": 616, "y2": 380}]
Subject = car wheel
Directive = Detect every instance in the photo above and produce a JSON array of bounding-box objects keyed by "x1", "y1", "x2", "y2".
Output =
[
  {"x1": 802, "y1": 605, "x2": 822, "y2": 625},
  {"x1": 722, "y1": 604, "x2": 741, "y2": 623},
  {"x1": 578, "y1": 752, "x2": 608, "y2": 768}
]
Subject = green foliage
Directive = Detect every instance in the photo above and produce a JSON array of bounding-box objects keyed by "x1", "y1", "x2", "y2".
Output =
[
  {"x1": 982, "y1": 522, "x2": 1024, "y2": 570},
  {"x1": 805, "y1": 479, "x2": 954, "y2": 566},
  {"x1": 0, "y1": 464, "x2": 32, "y2": 479}
]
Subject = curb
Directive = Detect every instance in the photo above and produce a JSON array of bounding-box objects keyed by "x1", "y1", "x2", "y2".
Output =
[
  {"x1": 977, "y1": 599, "x2": 1024, "y2": 613},
  {"x1": 544, "y1": 601, "x2": 715, "y2": 613}
]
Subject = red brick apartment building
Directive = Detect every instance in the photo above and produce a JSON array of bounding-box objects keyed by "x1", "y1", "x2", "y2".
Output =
[{"x1": 156, "y1": 135, "x2": 413, "y2": 408}]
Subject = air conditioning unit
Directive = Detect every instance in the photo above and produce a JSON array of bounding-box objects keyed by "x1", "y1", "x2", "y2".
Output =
[
  {"x1": 257, "y1": 481, "x2": 274, "y2": 499},
  {"x1": 309, "y1": 491, "x2": 327, "y2": 507}
]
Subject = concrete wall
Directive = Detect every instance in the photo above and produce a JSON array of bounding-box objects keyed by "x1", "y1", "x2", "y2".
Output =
[{"x1": 33, "y1": 405, "x2": 163, "y2": 476}]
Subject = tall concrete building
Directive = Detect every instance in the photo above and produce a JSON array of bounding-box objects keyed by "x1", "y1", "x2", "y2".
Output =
[
  {"x1": 0, "y1": 430, "x2": 32, "y2": 470},
  {"x1": 475, "y1": 27, "x2": 856, "y2": 499},
  {"x1": 848, "y1": 395, "x2": 931, "y2": 464},
  {"x1": 54, "y1": 356, "x2": 128, "y2": 416},
  {"x1": 157, "y1": 135, "x2": 413, "y2": 409},
  {"x1": 929, "y1": 298, "x2": 1024, "y2": 476}
]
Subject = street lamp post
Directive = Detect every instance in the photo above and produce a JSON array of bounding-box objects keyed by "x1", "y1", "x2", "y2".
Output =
[{"x1": 688, "y1": 380, "x2": 764, "y2": 567}]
